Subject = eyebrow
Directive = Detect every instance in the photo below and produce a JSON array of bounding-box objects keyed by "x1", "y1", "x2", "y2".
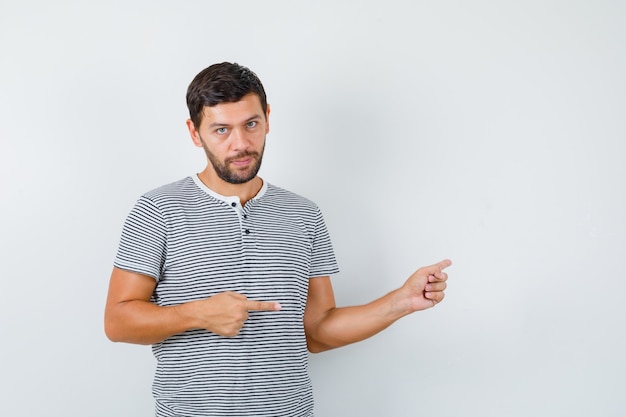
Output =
[{"x1": 207, "y1": 114, "x2": 263, "y2": 129}]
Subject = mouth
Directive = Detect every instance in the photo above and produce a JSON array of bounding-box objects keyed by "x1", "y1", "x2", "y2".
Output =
[
  {"x1": 228, "y1": 152, "x2": 257, "y2": 167},
  {"x1": 230, "y1": 157, "x2": 253, "y2": 166}
]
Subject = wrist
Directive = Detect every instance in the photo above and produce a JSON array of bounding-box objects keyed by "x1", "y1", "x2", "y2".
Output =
[
  {"x1": 381, "y1": 288, "x2": 414, "y2": 321},
  {"x1": 172, "y1": 301, "x2": 201, "y2": 331}
]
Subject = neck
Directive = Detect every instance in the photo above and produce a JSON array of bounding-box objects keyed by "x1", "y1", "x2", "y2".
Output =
[{"x1": 196, "y1": 168, "x2": 263, "y2": 206}]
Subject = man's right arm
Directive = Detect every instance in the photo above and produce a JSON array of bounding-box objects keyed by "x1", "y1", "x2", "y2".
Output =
[
  {"x1": 104, "y1": 267, "x2": 196, "y2": 344},
  {"x1": 104, "y1": 267, "x2": 281, "y2": 345}
]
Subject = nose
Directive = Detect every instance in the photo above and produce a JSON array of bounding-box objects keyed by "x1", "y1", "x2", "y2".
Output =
[{"x1": 230, "y1": 127, "x2": 251, "y2": 151}]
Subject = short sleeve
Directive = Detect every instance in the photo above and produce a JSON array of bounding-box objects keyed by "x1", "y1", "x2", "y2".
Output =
[
  {"x1": 309, "y1": 207, "x2": 340, "y2": 278},
  {"x1": 113, "y1": 196, "x2": 167, "y2": 281}
]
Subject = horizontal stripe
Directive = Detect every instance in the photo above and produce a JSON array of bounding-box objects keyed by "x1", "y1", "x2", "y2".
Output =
[{"x1": 114, "y1": 176, "x2": 338, "y2": 417}]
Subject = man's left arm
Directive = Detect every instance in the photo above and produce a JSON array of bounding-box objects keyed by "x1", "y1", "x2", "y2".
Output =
[{"x1": 303, "y1": 259, "x2": 451, "y2": 353}]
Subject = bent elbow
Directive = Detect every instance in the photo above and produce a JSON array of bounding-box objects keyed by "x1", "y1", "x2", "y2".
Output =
[
  {"x1": 307, "y1": 346, "x2": 326, "y2": 354},
  {"x1": 306, "y1": 337, "x2": 334, "y2": 354},
  {"x1": 104, "y1": 319, "x2": 123, "y2": 343},
  {"x1": 104, "y1": 310, "x2": 131, "y2": 343}
]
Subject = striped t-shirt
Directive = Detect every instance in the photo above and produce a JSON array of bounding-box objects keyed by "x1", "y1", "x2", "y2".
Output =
[{"x1": 114, "y1": 175, "x2": 339, "y2": 417}]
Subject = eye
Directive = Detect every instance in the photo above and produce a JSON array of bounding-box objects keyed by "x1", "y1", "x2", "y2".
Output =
[
  {"x1": 216, "y1": 127, "x2": 228, "y2": 135},
  {"x1": 246, "y1": 121, "x2": 258, "y2": 128}
]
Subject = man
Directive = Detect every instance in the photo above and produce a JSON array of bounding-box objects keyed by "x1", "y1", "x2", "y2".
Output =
[{"x1": 105, "y1": 62, "x2": 451, "y2": 417}]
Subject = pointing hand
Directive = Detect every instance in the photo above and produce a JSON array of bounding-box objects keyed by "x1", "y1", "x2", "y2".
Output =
[
  {"x1": 184, "y1": 291, "x2": 281, "y2": 337},
  {"x1": 402, "y1": 259, "x2": 451, "y2": 312}
]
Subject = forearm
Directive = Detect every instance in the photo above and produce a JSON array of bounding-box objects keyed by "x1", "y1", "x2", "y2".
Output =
[
  {"x1": 306, "y1": 288, "x2": 411, "y2": 353},
  {"x1": 105, "y1": 300, "x2": 198, "y2": 345}
]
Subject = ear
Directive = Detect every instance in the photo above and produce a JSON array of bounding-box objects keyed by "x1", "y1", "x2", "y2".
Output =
[
  {"x1": 186, "y1": 119, "x2": 203, "y2": 148},
  {"x1": 265, "y1": 104, "x2": 271, "y2": 134}
]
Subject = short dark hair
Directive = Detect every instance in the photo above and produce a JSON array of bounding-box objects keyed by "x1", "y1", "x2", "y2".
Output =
[{"x1": 186, "y1": 62, "x2": 268, "y2": 128}]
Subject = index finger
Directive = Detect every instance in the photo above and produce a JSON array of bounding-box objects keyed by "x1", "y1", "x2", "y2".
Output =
[
  {"x1": 423, "y1": 259, "x2": 452, "y2": 278},
  {"x1": 246, "y1": 300, "x2": 282, "y2": 311}
]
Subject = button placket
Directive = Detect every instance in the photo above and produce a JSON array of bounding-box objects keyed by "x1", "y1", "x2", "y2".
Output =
[{"x1": 241, "y1": 206, "x2": 250, "y2": 236}]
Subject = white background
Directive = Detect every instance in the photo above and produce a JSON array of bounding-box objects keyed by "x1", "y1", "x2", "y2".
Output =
[{"x1": 1, "y1": 1, "x2": 625, "y2": 416}]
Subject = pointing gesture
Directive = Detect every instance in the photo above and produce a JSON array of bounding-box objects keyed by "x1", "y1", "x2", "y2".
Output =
[
  {"x1": 401, "y1": 259, "x2": 451, "y2": 312},
  {"x1": 182, "y1": 291, "x2": 282, "y2": 337}
]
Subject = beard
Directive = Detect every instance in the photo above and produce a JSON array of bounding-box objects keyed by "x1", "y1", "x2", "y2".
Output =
[{"x1": 200, "y1": 138, "x2": 265, "y2": 185}]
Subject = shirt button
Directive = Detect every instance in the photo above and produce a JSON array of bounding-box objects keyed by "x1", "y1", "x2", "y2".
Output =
[
  {"x1": 244, "y1": 229, "x2": 251, "y2": 234},
  {"x1": 231, "y1": 202, "x2": 237, "y2": 207},
  {"x1": 243, "y1": 214, "x2": 248, "y2": 219}
]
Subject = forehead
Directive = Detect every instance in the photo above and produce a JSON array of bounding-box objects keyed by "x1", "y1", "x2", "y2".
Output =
[{"x1": 201, "y1": 93, "x2": 265, "y2": 125}]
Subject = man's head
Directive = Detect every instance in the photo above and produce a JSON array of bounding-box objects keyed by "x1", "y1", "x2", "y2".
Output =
[
  {"x1": 186, "y1": 62, "x2": 268, "y2": 129},
  {"x1": 186, "y1": 63, "x2": 270, "y2": 186}
]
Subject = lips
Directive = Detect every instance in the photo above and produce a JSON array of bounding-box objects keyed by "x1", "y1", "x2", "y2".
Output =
[
  {"x1": 227, "y1": 152, "x2": 257, "y2": 166},
  {"x1": 231, "y1": 157, "x2": 253, "y2": 166}
]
